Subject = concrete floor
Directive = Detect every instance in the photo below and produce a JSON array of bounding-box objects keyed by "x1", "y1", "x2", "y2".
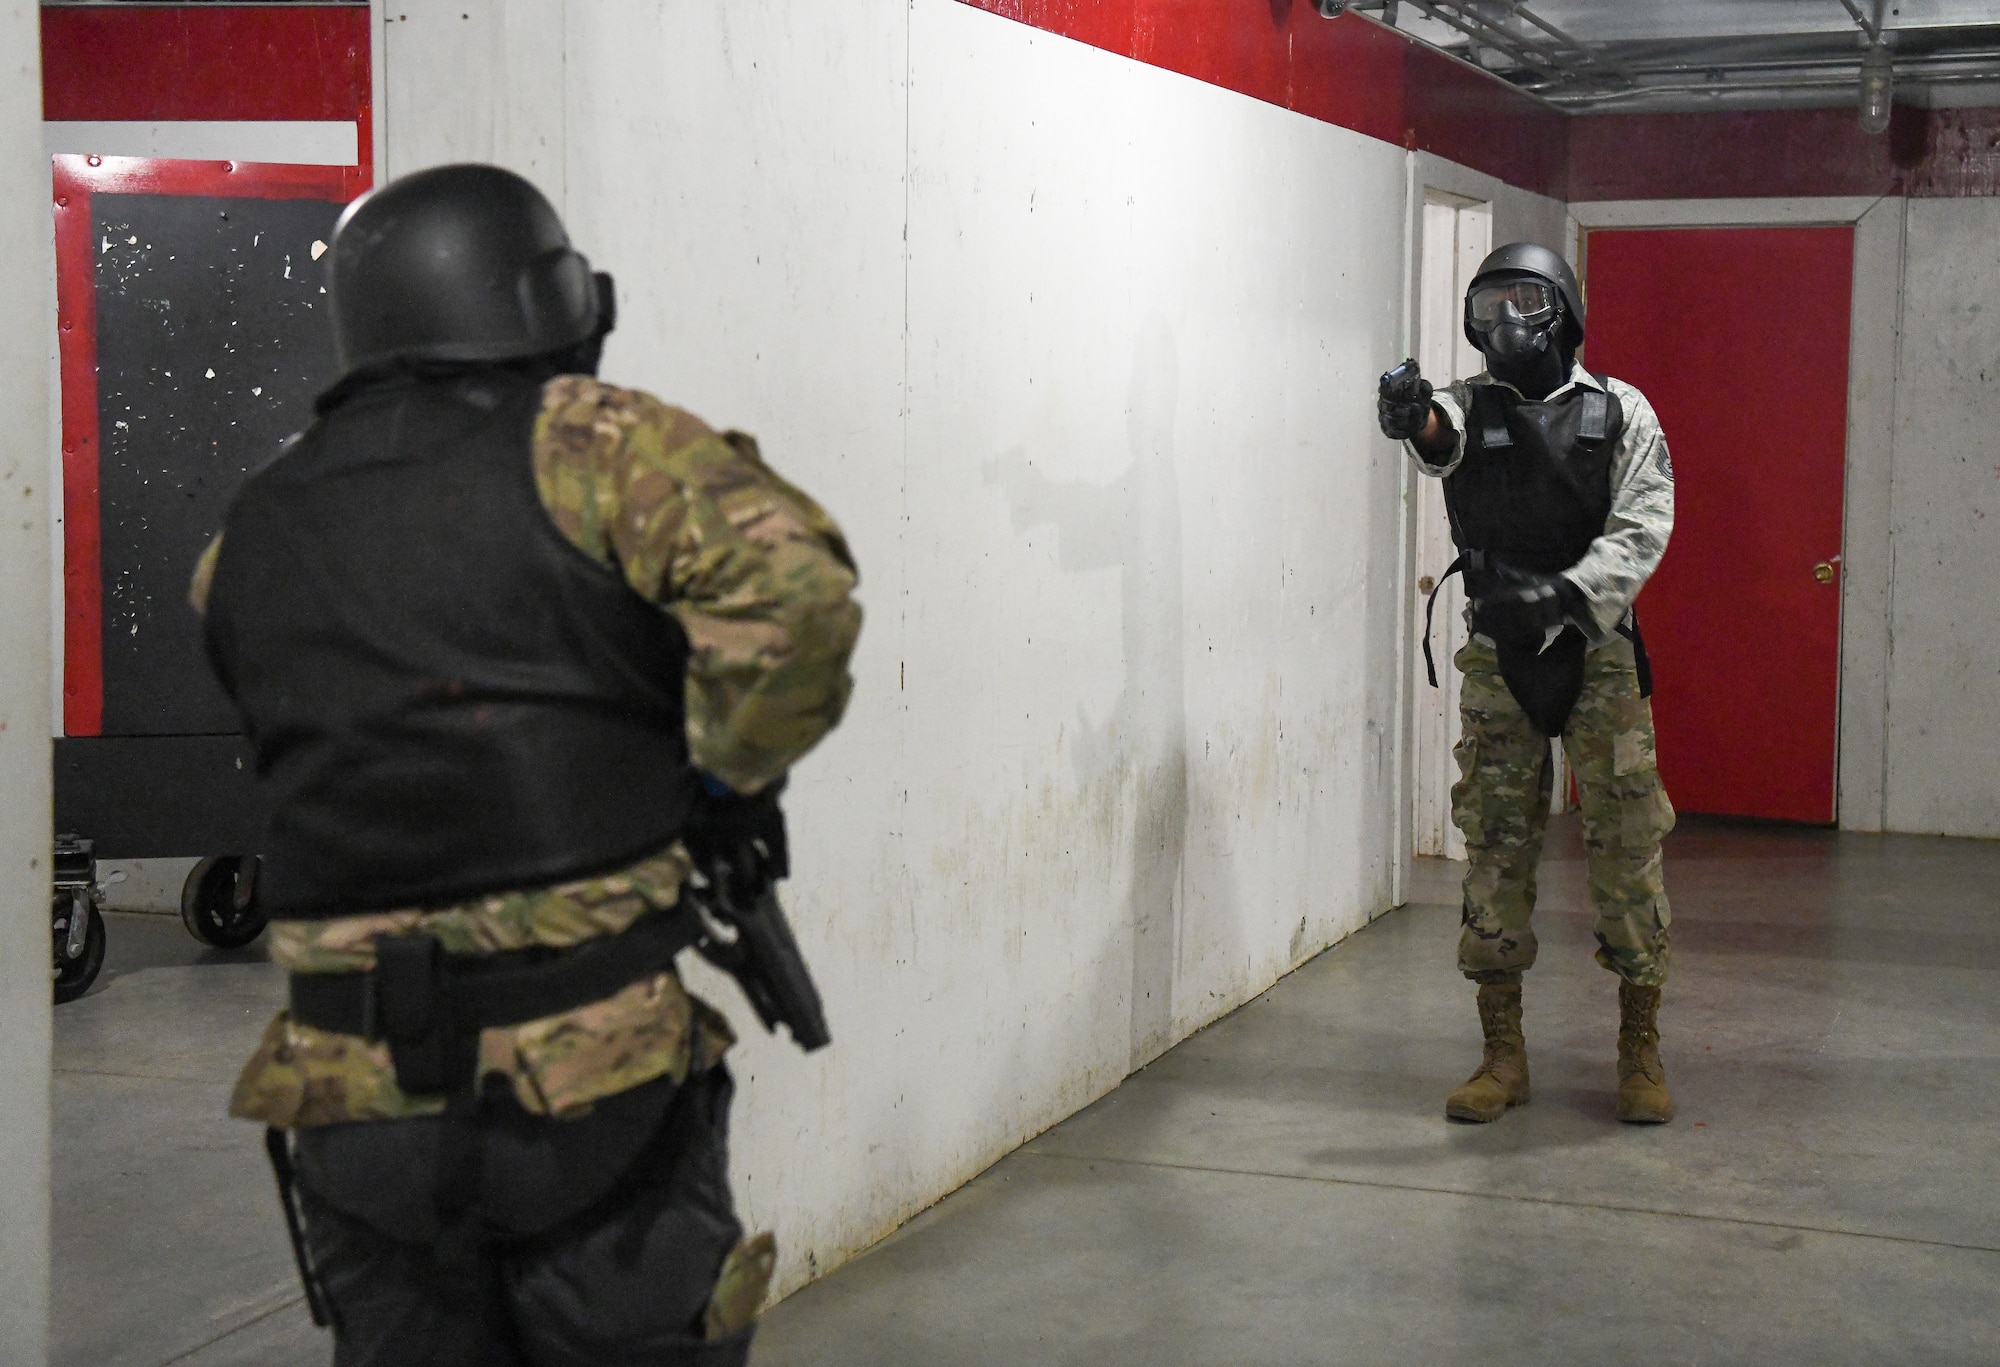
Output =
[{"x1": 53, "y1": 818, "x2": 2000, "y2": 1365}]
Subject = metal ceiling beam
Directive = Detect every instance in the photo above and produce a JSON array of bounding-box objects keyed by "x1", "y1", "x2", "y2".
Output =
[
  {"x1": 1493, "y1": 0, "x2": 1641, "y2": 87},
  {"x1": 1441, "y1": 0, "x2": 2000, "y2": 44},
  {"x1": 1351, "y1": 0, "x2": 2000, "y2": 111},
  {"x1": 1395, "y1": 0, "x2": 1571, "y2": 82}
]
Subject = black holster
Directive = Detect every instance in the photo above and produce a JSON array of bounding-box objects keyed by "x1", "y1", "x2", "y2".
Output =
[
  {"x1": 374, "y1": 933, "x2": 478, "y2": 1095},
  {"x1": 1489, "y1": 625, "x2": 1588, "y2": 739}
]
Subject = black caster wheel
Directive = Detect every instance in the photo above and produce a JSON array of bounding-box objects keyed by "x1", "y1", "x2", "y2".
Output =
[
  {"x1": 181, "y1": 855, "x2": 268, "y2": 949},
  {"x1": 53, "y1": 891, "x2": 106, "y2": 1004}
]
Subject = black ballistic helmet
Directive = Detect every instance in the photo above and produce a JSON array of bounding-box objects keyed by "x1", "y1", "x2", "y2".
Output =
[
  {"x1": 328, "y1": 164, "x2": 615, "y2": 374},
  {"x1": 1462, "y1": 241, "x2": 1585, "y2": 352}
]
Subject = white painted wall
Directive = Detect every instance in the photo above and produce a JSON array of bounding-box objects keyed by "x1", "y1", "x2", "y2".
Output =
[
  {"x1": 0, "y1": 0, "x2": 54, "y2": 1360},
  {"x1": 376, "y1": 0, "x2": 1466, "y2": 1297},
  {"x1": 1887, "y1": 197, "x2": 2000, "y2": 838}
]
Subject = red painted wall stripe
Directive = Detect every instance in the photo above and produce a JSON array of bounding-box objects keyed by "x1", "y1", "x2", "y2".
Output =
[
  {"x1": 41, "y1": 5, "x2": 369, "y2": 123},
  {"x1": 1403, "y1": 41, "x2": 1566, "y2": 200},
  {"x1": 954, "y1": 0, "x2": 1567, "y2": 198},
  {"x1": 1568, "y1": 106, "x2": 1912, "y2": 202},
  {"x1": 51, "y1": 156, "x2": 362, "y2": 737},
  {"x1": 41, "y1": 4, "x2": 373, "y2": 186},
  {"x1": 1568, "y1": 105, "x2": 2000, "y2": 202}
]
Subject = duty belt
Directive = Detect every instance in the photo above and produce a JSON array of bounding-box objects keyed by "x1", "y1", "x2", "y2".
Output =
[{"x1": 289, "y1": 905, "x2": 704, "y2": 1095}]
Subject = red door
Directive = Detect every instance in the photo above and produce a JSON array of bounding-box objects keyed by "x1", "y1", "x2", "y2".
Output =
[{"x1": 1584, "y1": 226, "x2": 1852, "y2": 823}]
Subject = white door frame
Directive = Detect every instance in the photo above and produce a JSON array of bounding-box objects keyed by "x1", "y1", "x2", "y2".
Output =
[{"x1": 1567, "y1": 196, "x2": 1901, "y2": 831}]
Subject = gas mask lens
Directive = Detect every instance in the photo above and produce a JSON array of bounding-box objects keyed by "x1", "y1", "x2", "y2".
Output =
[{"x1": 1469, "y1": 279, "x2": 1557, "y2": 328}]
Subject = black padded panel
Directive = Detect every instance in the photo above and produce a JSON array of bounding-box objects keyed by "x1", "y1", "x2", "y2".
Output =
[
  {"x1": 54, "y1": 735, "x2": 267, "y2": 860},
  {"x1": 92, "y1": 190, "x2": 342, "y2": 736}
]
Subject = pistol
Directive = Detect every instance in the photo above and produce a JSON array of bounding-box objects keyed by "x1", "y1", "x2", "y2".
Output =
[
  {"x1": 1381, "y1": 357, "x2": 1425, "y2": 401},
  {"x1": 683, "y1": 792, "x2": 832, "y2": 1053}
]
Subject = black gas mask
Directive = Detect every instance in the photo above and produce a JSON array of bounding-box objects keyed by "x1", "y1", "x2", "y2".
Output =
[{"x1": 1466, "y1": 274, "x2": 1566, "y2": 396}]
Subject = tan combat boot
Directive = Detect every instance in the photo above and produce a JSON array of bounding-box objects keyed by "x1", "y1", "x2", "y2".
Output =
[
  {"x1": 1616, "y1": 982, "x2": 1674, "y2": 1124},
  {"x1": 1446, "y1": 983, "x2": 1530, "y2": 1122}
]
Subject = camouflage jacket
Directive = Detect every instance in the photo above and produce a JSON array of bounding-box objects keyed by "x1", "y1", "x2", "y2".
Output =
[
  {"x1": 195, "y1": 376, "x2": 862, "y2": 1128},
  {"x1": 1410, "y1": 363, "x2": 1674, "y2": 646}
]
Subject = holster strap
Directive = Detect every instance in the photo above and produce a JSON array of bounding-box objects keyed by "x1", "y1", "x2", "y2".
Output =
[
  {"x1": 1422, "y1": 550, "x2": 1483, "y2": 688},
  {"x1": 1616, "y1": 610, "x2": 1654, "y2": 699},
  {"x1": 264, "y1": 1127, "x2": 336, "y2": 1330}
]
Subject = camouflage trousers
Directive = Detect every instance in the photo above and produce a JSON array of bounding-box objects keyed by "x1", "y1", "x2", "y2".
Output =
[{"x1": 1451, "y1": 634, "x2": 1675, "y2": 987}]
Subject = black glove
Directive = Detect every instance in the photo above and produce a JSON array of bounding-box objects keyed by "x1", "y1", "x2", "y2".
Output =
[
  {"x1": 1473, "y1": 567, "x2": 1584, "y2": 648},
  {"x1": 683, "y1": 774, "x2": 789, "y2": 893},
  {"x1": 1377, "y1": 358, "x2": 1435, "y2": 443}
]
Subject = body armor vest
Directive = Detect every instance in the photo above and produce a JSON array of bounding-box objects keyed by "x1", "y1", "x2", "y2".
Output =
[
  {"x1": 1443, "y1": 378, "x2": 1624, "y2": 583},
  {"x1": 1429, "y1": 376, "x2": 1632, "y2": 737},
  {"x1": 204, "y1": 371, "x2": 695, "y2": 918}
]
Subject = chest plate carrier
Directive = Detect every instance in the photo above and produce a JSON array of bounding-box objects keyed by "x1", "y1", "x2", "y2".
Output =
[
  {"x1": 1419, "y1": 377, "x2": 1631, "y2": 737},
  {"x1": 1443, "y1": 379, "x2": 1623, "y2": 582},
  {"x1": 204, "y1": 371, "x2": 696, "y2": 918}
]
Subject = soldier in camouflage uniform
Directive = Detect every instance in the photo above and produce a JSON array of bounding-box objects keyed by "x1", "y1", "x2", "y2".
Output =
[
  {"x1": 1378, "y1": 242, "x2": 1676, "y2": 1127},
  {"x1": 191, "y1": 165, "x2": 860, "y2": 1365}
]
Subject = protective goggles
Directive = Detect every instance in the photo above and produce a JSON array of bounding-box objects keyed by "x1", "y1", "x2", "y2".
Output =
[{"x1": 1467, "y1": 278, "x2": 1559, "y2": 327}]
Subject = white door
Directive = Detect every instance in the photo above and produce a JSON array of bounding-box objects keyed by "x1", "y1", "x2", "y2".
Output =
[{"x1": 1410, "y1": 195, "x2": 1488, "y2": 861}]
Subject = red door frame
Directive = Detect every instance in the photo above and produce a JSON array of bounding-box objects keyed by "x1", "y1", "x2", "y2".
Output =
[
  {"x1": 52, "y1": 155, "x2": 365, "y2": 736},
  {"x1": 44, "y1": 2, "x2": 373, "y2": 737}
]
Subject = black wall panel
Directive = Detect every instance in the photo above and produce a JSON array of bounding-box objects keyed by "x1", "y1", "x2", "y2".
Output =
[{"x1": 93, "y1": 190, "x2": 341, "y2": 736}]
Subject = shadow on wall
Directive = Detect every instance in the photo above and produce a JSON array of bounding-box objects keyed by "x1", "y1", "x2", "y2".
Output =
[{"x1": 984, "y1": 319, "x2": 1192, "y2": 1074}]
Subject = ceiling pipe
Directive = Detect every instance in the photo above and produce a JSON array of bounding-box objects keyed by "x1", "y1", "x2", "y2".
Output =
[
  {"x1": 1521, "y1": 51, "x2": 2000, "y2": 100},
  {"x1": 1541, "y1": 49, "x2": 2000, "y2": 80},
  {"x1": 1835, "y1": 0, "x2": 1884, "y2": 45},
  {"x1": 1545, "y1": 66, "x2": 2000, "y2": 108}
]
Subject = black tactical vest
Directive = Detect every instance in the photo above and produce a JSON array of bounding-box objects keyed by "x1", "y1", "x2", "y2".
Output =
[
  {"x1": 204, "y1": 371, "x2": 696, "y2": 918},
  {"x1": 1443, "y1": 377, "x2": 1624, "y2": 580}
]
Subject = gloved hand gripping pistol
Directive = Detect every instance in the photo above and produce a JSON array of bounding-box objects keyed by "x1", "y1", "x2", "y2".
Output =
[
  {"x1": 681, "y1": 778, "x2": 832, "y2": 1052},
  {"x1": 1377, "y1": 358, "x2": 1436, "y2": 443}
]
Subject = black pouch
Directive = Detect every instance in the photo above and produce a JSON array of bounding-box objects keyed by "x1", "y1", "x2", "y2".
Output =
[
  {"x1": 374, "y1": 932, "x2": 477, "y2": 1096},
  {"x1": 1493, "y1": 625, "x2": 1588, "y2": 738}
]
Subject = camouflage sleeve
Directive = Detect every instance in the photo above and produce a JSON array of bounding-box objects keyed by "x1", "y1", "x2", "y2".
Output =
[
  {"x1": 534, "y1": 377, "x2": 862, "y2": 795},
  {"x1": 189, "y1": 533, "x2": 223, "y2": 616},
  {"x1": 1407, "y1": 378, "x2": 1472, "y2": 477},
  {"x1": 1565, "y1": 380, "x2": 1674, "y2": 638}
]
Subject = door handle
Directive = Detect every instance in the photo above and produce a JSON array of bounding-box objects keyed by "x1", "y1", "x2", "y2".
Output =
[{"x1": 1813, "y1": 558, "x2": 1840, "y2": 584}]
